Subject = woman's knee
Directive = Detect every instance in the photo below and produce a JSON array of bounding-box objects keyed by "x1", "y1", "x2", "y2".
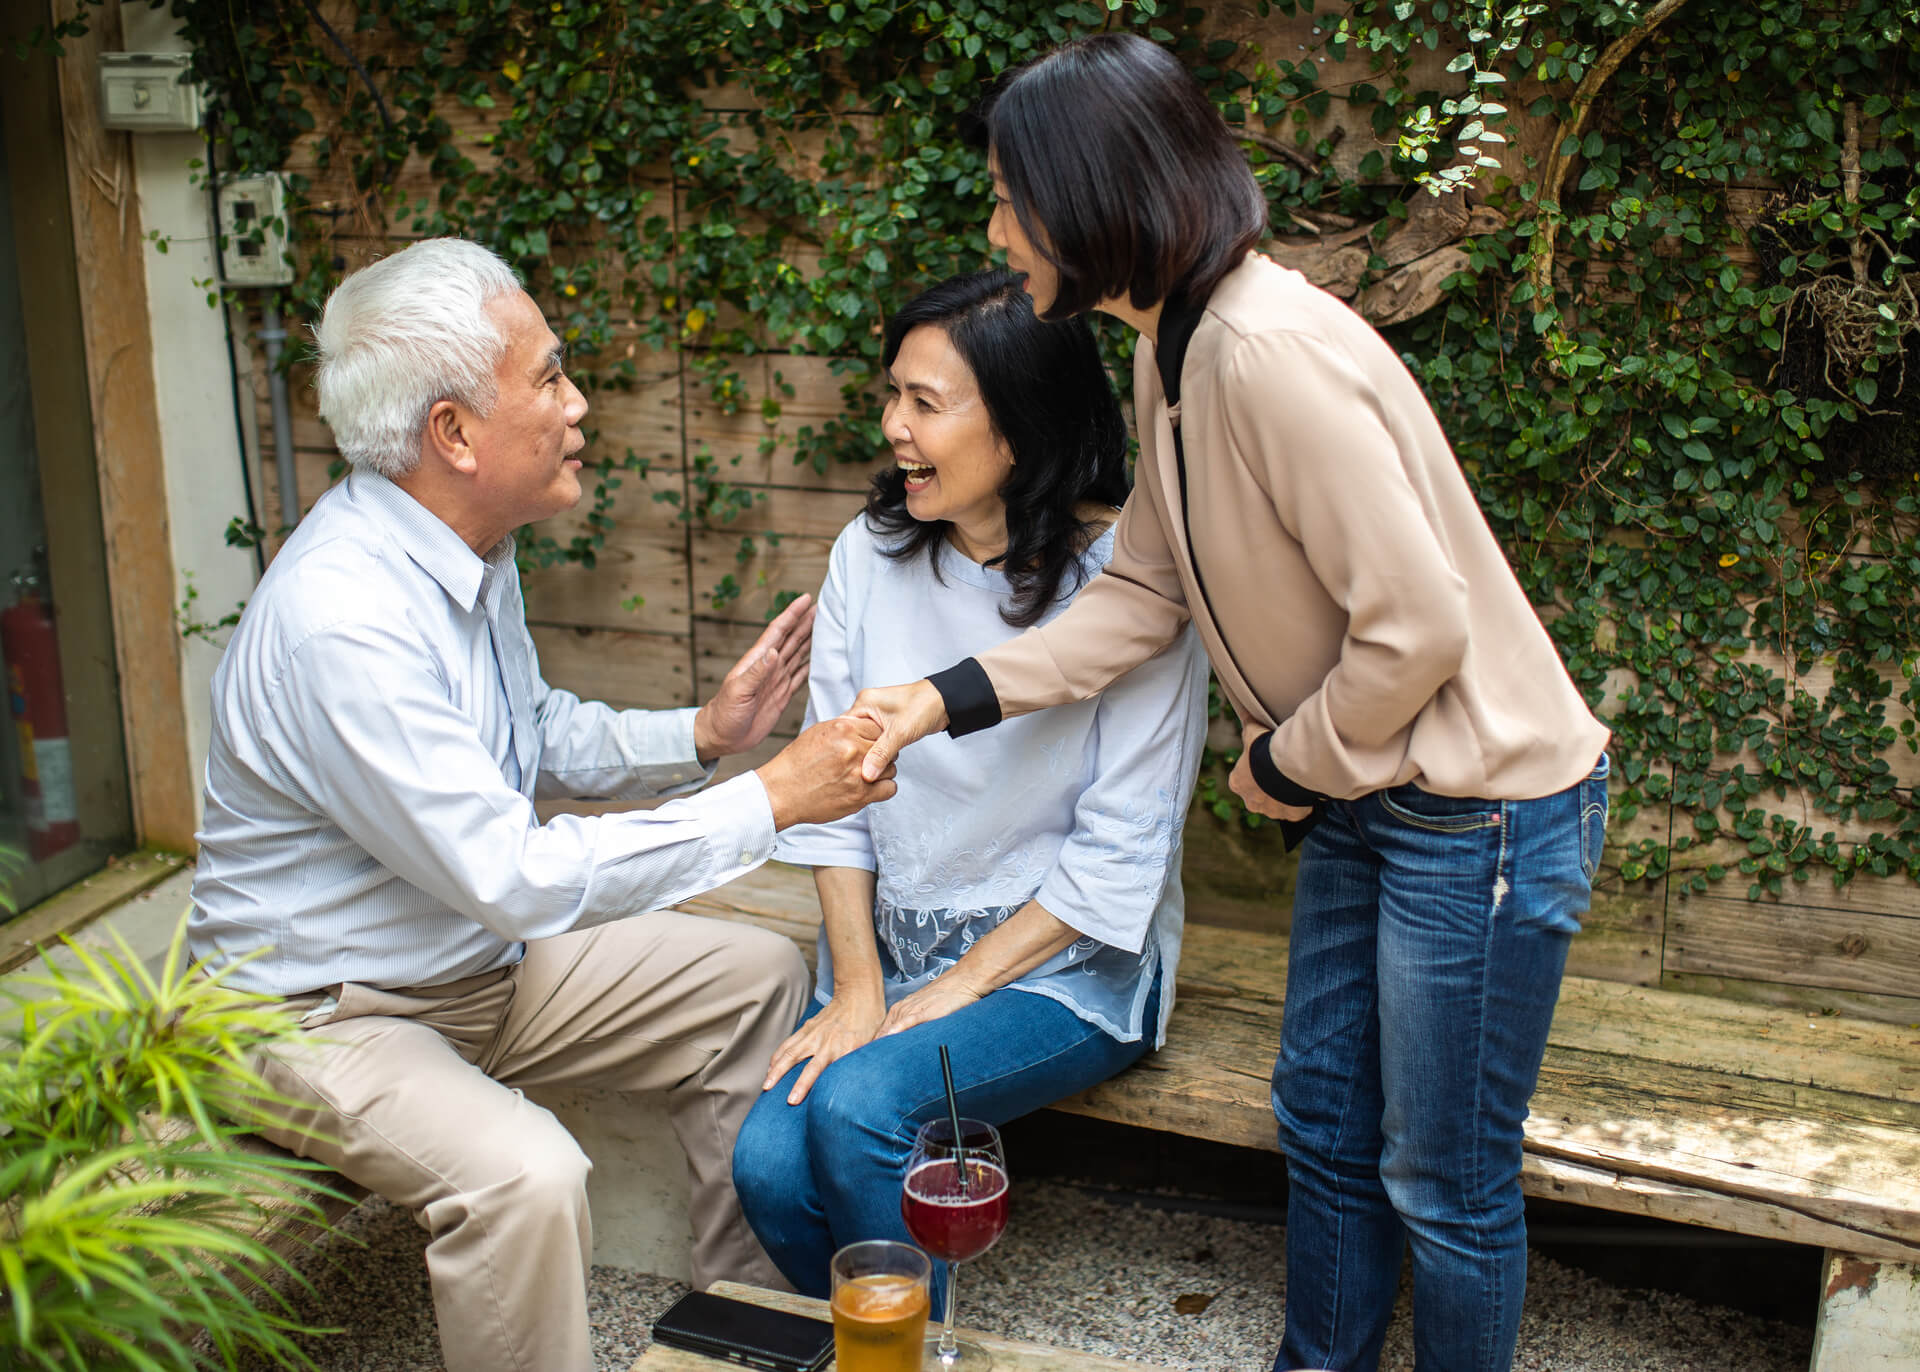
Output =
[
  {"x1": 733, "y1": 1091, "x2": 807, "y2": 1205},
  {"x1": 804, "y1": 1054, "x2": 910, "y2": 1158}
]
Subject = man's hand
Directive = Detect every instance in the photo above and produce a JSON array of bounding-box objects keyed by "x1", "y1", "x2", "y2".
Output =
[
  {"x1": 1229, "y1": 723, "x2": 1315, "y2": 823},
  {"x1": 755, "y1": 715, "x2": 897, "y2": 829},
  {"x1": 876, "y1": 971, "x2": 984, "y2": 1038},
  {"x1": 845, "y1": 679, "x2": 949, "y2": 783},
  {"x1": 694, "y1": 594, "x2": 815, "y2": 763},
  {"x1": 762, "y1": 989, "x2": 887, "y2": 1105}
]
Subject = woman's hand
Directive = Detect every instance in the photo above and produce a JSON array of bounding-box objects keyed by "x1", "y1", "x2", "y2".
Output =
[
  {"x1": 876, "y1": 971, "x2": 984, "y2": 1038},
  {"x1": 844, "y1": 679, "x2": 949, "y2": 782},
  {"x1": 1230, "y1": 723, "x2": 1315, "y2": 822},
  {"x1": 762, "y1": 990, "x2": 886, "y2": 1106}
]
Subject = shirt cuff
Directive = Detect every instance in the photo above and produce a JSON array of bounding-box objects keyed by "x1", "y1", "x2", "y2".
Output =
[
  {"x1": 1249, "y1": 730, "x2": 1323, "y2": 808},
  {"x1": 679, "y1": 770, "x2": 778, "y2": 873},
  {"x1": 929, "y1": 658, "x2": 1002, "y2": 738},
  {"x1": 637, "y1": 707, "x2": 718, "y2": 794}
]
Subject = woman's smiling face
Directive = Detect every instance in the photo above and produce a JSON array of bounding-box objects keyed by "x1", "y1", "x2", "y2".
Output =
[{"x1": 880, "y1": 323, "x2": 1014, "y2": 554}]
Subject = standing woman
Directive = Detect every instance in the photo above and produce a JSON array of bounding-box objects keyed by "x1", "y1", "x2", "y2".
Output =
[{"x1": 849, "y1": 33, "x2": 1611, "y2": 1372}]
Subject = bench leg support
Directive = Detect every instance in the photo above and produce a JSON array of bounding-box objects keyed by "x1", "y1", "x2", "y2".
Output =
[{"x1": 1811, "y1": 1250, "x2": 1920, "y2": 1371}]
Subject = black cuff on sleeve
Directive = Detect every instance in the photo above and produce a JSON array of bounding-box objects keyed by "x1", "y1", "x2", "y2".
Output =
[
  {"x1": 1248, "y1": 730, "x2": 1323, "y2": 808},
  {"x1": 928, "y1": 658, "x2": 1002, "y2": 738}
]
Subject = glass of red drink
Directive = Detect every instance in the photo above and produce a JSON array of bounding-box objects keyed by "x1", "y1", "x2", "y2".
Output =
[{"x1": 901, "y1": 1118, "x2": 1008, "y2": 1371}]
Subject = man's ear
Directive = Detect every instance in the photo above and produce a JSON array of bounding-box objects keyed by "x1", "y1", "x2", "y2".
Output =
[{"x1": 422, "y1": 399, "x2": 478, "y2": 477}]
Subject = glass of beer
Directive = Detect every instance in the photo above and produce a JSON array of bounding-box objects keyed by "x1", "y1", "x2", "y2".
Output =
[{"x1": 830, "y1": 1239, "x2": 932, "y2": 1372}]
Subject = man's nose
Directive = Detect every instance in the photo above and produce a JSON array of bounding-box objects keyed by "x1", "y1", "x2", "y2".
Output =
[{"x1": 563, "y1": 373, "x2": 588, "y2": 424}]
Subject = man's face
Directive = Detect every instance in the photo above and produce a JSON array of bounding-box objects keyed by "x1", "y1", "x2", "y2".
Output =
[{"x1": 467, "y1": 289, "x2": 589, "y2": 535}]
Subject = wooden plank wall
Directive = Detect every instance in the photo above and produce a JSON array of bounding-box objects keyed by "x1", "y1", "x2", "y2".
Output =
[{"x1": 248, "y1": 14, "x2": 1919, "y2": 1026}]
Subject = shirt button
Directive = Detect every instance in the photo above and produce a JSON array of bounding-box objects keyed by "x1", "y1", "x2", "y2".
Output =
[{"x1": 738, "y1": 849, "x2": 754, "y2": 865}]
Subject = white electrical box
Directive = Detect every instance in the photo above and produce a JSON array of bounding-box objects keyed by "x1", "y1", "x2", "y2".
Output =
[
  {"x1": 98, "y1": 52, "x2": 202, "y2": 132},
  {"x1": 217, "y1": 174, "x2": 295, "y2": 287}
]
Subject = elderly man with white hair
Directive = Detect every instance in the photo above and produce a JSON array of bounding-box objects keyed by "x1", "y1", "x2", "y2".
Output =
[{"x1": 189, "y1": 237, "x2": 895, "y2": 1371}]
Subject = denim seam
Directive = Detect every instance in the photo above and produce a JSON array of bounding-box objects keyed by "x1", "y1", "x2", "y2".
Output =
[
  {"x1": 1470, "y1": 801, "x2": 1513, "y2": 1372},
  {"x1": 1308, "y1": 967, "x2": 1381, "y2": 1367}
]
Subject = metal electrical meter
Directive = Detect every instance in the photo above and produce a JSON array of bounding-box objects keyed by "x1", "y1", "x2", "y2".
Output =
[
  {"x1": 97, "y1": 52, "x2": 203, "y2": 132},
  {"x1": 217, "y1": 174, "x2": 296, "y2": 287}
]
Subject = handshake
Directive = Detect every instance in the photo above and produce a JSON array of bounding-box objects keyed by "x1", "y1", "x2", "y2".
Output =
[
  {"x1": 753, "y1": 713, "x2": 899, "y2": 830},
  {"x1": 698, "y1": 594, "x2": 943, "y2": 831},
  {"x1": 751, "y1": 679, "x2": 952, "y2": 830}
]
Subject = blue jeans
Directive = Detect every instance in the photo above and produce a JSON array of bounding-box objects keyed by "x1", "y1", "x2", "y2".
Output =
[
  {"x1": 733, "y1": 976, "x2": 1159, "y2": 1304},
  {"x1": 1273, "y1": 756, "x2": 1608, "y2": 1372}
]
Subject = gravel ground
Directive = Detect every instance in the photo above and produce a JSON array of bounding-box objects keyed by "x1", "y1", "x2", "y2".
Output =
[{"x1": 257, "y1": 1182, "x2": 1815, "y2": 1371}]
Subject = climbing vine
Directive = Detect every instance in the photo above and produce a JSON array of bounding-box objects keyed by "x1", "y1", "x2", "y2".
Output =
[{"x1": 122, "y1": 0, "x2": 1920, "y2": 897}]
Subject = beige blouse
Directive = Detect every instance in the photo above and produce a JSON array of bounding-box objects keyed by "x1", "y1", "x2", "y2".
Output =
[{"x1": 971, "y1": 253, "x2": 1609, "y2": 803}]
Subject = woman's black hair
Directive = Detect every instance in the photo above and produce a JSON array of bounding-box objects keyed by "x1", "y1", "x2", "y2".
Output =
[
  {"x1": 987, "y1": 32, "x2": 1267, "y2": 319},
  {"x1": 865, "y1": 270, "x2": 1129, "y2": 628}
]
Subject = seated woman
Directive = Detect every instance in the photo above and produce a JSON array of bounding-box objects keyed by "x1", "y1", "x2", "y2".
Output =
[{"x1": 731, "y1": 270, "x2": 1209, "y2": 1299}]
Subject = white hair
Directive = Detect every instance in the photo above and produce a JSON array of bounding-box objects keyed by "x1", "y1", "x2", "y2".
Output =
[{"x1": 313, "y1": 238, "x2": 523, "y2": 479}]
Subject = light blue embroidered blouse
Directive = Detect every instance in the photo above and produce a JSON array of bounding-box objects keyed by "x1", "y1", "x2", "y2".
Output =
[{"x1": 774, "y1": 515, "x2": 1209, "y2": 1046}]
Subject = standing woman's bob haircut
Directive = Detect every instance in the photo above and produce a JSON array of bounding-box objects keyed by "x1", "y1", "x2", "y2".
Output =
[{"x1": 988, "y1": 32, "x2": 1267, "y2": 320}]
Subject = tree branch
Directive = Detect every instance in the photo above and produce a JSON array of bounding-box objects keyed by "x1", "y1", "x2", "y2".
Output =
[
  {"x1": 1526, "y1": 0, "x2": 1694, "y2": 335},
  {"x1": 1238, "y1": 127, "x2": 1318, "y2": 173}
]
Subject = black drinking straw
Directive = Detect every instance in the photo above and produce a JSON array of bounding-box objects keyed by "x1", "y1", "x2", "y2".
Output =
[{"x1": 938, "y1": 1043, "x2": 971, "y2": 1197}]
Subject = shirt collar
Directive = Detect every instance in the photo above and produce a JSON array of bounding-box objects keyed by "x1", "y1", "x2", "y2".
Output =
[{"x1": 347, "y1": 470, "x2": 511, "y2": 614}]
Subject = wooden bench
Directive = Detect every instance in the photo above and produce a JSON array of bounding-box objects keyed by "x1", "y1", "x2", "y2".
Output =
[{"x1": 675, "y1": 863, "x2": 1920, "y2": 1372}]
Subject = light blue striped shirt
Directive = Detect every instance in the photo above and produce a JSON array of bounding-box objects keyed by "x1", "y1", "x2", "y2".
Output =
[{"x1": 189, "y1": 472, "x2": 775, "y2": 997}]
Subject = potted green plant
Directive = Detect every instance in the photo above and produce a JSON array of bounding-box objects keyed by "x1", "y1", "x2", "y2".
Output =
[{"x1": 1, "y1": 869, "x2": 339, "y2": 1370}]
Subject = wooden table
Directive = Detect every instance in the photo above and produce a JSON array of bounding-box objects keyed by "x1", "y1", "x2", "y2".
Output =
[{"x1": 628, "y1": 1281, "x2": 1172, "y2": 1371}]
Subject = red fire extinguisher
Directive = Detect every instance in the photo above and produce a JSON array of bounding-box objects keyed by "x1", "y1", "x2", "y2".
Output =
[{"x1": 2, "y1": 561, "x2": 80, "y2": 862}]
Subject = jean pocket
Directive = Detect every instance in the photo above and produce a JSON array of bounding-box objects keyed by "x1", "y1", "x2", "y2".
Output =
[
  {"x1": 1578, "y1": 754, "x2": 1611, "y2": 884},
  {"x1": 1377, "y1": 783, "x2": 1503, "y2": 834}
]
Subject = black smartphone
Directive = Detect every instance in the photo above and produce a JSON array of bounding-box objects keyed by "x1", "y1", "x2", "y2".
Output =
[{"x1": 650, "y1": 1291, "x2": 836, "y2": 1372}]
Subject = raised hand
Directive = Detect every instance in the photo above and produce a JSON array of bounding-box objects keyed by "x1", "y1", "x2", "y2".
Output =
[
  {"x1": 694, "y1": 593, "x2": 815, "y2": 761},
  {"x1": 844, "y1": 679, "x2": 950, "y2": 782},
  {"x1": 755, "y1": 714, "x2": 898, "y2": 829}
]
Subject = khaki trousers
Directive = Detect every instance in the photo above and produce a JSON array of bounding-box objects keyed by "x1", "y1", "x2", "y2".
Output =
[{"x1": 254, "y1": 912, "x2": 809, "y2": 1372}]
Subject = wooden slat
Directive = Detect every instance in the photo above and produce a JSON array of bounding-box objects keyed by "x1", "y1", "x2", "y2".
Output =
[
  {"x1": 49, "y1": 4, "x2": 195, "y2": 849},
  {"x1": 522, "y1": 497, "x2": 691, "y2": 635},
  {"x1": 580, "y1": 358, "x2": 685, "y2": 469},
  {"x1": 1666, "y1": 894, "x2": 1920, "y2": 1000},
  {"x1": 684, "y1": 351, "x2": 885, "y2": 490},
  {"x1": 714, "y1": 484, "x2": 867, "y2": 540},
  {"x1": 690, "y1": 527, "x2": 833, "y2": 625},
  {"x1": 1659, "y1": 970, "x2": 1920, "y2": 1027},
  {"x1": 283, "y1": 102, "x2": 505, "y2": 220},
  {"x1": 528, "y1": 625, "x2": 694, "y2": 712}
]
